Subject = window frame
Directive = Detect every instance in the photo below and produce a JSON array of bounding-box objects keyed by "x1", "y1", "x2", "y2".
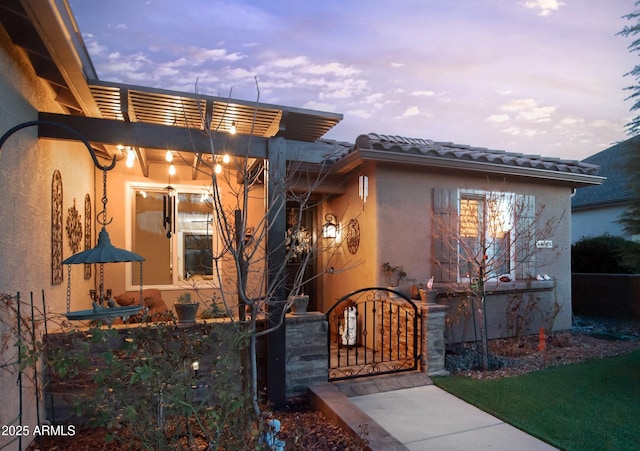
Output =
[
  {"x1": 457, "y1": 189, "x2": 517, "y2": 283},
  {"x1": 125, "y1": 182, "x2": 221, "y2": 291}
]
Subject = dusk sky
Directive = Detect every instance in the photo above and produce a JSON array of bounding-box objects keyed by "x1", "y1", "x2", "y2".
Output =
[{"x1": 71, "y1": 0, "x2": 637, "y2": 160}]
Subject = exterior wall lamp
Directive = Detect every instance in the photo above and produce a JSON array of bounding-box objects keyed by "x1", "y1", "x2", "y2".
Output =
[{"x1": 322, "y1": 213, "x2": 339, "y2": 239}]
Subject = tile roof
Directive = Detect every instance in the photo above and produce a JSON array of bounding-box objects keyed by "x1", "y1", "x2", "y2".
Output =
[
  {"x1": 571, "y1": 137, "x2": 637, "y2": 209},
  {"x1": 351, "y1": 133, "x2": 600, "y2": 176}
]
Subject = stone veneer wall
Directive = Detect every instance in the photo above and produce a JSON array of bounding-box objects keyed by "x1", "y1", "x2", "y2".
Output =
[{"x1": 284, "y1": 312, "x2": 328, "y2": 396}]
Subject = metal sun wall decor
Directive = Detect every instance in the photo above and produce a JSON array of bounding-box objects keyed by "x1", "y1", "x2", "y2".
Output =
[
  {"x1": 51, "y1": 170, "x2": 63, "y2": 285},
  {"x1": 66, "y1": 198, "x2": 83, "y2": 254},
  {"x1": 84, "y1": 193, "x2": 92, "y2": 279},
  {"x1": 346, "y1": 218, "x2": 360, "y2": 255}
]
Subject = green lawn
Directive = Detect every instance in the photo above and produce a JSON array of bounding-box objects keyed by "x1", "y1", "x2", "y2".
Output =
[{"x1": 433, "y1": 350, "x2": 640, "y2": 451}]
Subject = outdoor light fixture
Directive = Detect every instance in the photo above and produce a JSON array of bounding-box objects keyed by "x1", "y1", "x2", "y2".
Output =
[
  {"x1": 229, "y1": 121, "x2": 237, "y2": 134},
  {"x1": 125, "y1": 147, "x2": 136, "y2": 168},
  {"x1": 322, "y1": 213, "x2": 339, "y2": 239}
]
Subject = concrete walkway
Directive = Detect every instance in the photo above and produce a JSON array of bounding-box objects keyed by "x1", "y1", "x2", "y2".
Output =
[{"x1": 309, "y1": 373, "x2": 557, "y2": 450}]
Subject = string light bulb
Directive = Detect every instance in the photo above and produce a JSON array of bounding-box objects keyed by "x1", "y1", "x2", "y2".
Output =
[
  {"x1": 165, "y1": 150, "x2": 174, "y2": 162},
  {"x1": 169, "y1": 164, "x2": 176, "y2": 176},
  {"x1": 222, "y1": 154, "x2": 230, "y2": 164},
  {"x1": 214, "y1": 163, "x2": 222, "y2": 174},
  {"x1": 229, "y1": 121, "x2": 237, "y2": 135},
  {"x1": 125, "y1": 147, "x2": 136, "y2": 168}
]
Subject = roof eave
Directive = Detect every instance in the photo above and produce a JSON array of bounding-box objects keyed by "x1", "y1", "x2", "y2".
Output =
[
  {"x1": 332, "y1": 149, "x2": 605, "y2": 187},
  {"x1": 22, "y1": 0, "x2": 101, "y2": 117}
]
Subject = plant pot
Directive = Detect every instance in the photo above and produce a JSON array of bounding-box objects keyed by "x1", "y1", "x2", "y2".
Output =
[
  {"x1": 419, "y1": 289, "x2": 438, "y2": 304},
  {"x1": 174, "y1": 302, "x2": 199, "y2": 323},
  {"x1": 290, "y1": 295, "x2": 309, "y2": 315}
]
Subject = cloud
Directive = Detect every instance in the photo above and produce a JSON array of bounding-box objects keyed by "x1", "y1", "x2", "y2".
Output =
[
  {"x1": 270, "y1": 56, "x2": 309, "y2": 68},
  {"x1": 522, "y1": 0, "x2": 566, "y2": 17},
  {"x1": 500, "y1": 126, "x2": 540, "y2": 137},
  {"x1": 390, "y1": 62, "x2": 404, "y2": 68},
  {"x1": 410, "y1": 90, "x2": 435, "y2": 97},
  {"x1": 499, "y1": 98, "x2": 556, "y2": 123},
  {"x1": 486, "y1": 114, "x2": 510, "y2": 123},
  {"x1": 400, "y1": 106, "x2": 421, "y2": 118},
  {"x1": 303, "y1": 62, "x2": 360, "y2": 77},
  {"x1": 346, "y1": 109, "x2": 374, "y2": 119}
]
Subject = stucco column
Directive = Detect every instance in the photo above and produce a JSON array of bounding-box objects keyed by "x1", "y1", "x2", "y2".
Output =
[{"x1": 421, "y1": 294, "x2": 450, "y2": 376}]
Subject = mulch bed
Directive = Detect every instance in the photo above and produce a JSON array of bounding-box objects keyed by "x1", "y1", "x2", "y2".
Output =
[{"x1": 445, "y1": 316, "x2": 640, "y2": 379}]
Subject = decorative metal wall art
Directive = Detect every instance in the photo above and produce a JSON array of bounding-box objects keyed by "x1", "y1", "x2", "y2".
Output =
[
  {"x1": 66, "y1": 198, "x2": 83, "y2": 254},
  {"x1": 84, "y1": 193, "x2": 92, "y2": 279},
  {"x1": 346, "y1": 218, "x2": 360, "y2": 255},
  {"x1": 51, "y1": 170, "x2": 63, "y2": 284}
]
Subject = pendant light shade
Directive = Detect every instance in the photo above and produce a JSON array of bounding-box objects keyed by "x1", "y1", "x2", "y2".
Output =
[{"x1": 63, "y1": 226, "x2": 144, "y2": 264}]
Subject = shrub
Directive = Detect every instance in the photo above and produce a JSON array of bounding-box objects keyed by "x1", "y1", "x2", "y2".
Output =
[{"x1": 571, "y1": 234, "x2": 640, "y2": 273}]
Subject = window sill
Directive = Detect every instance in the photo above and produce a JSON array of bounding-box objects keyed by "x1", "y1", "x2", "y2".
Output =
[{"x1": 434, "y1": 279, "x2": 554, "y2": 296}]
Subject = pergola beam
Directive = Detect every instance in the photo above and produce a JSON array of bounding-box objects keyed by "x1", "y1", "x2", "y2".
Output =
[
  {"x1": 38, "y1": 111, "x2": 269, "y2": 158},
  {"x1": 37, "y1": 112, "x2": 343, "y2": 164}
]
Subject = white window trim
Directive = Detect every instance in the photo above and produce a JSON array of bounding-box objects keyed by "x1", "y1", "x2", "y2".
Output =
[
  {"x1": 125, "y1": 181, "x2": 221, "y2": 291},
  {"x1": 457, "y1": 189, "x2": 517, "y2": 284}
]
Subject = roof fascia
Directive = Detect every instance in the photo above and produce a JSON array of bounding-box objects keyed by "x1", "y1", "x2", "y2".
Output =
[
  {"x1": 22, "y1": 0, "x2": 101, "y2": 117},
  {"x1": 332, "y1": 149, "x2": 605, "y2": 187}
]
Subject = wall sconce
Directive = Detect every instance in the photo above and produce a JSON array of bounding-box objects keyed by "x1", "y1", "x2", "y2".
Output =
[
  {"x1": 358, "y1": 175, "x2": 369, "y2": 204},
  {"x1": 322, "y1": 213, "x2": 339, "y2": 239},
  {"x1": 191, "y1": 360, "x2": 199, "y2": 378}
]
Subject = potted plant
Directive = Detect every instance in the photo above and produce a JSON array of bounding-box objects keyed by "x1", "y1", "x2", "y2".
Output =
[
  {"x1": 174, "y1": 293, "x2": 199, "y2": 323},
  {"x1": 381, "y1": 262, "x2": 407, "y2": 288},
  {"x1": 200, "y1": 294, "x2": 228, "y2": 319},
  {"x1": 289, "y1": 293, "x2": 310, "y2": 315}
]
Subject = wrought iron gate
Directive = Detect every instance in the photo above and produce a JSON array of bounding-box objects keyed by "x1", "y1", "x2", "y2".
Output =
[{"x1": 326, "y1": 287, "x2": 421, "y2": 381}]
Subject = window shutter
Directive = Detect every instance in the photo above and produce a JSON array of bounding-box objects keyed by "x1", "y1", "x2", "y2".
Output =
[
  {"x1": 514, "y1": 194, "x2": 536, "y2": 279},
  {"x1": 433, "y1": 188, "x2": 458, "y2": 282}
]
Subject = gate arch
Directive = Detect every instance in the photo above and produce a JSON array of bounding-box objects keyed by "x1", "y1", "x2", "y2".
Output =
[{"x1": 326, "y1": 287, "x2": 421, "y2": 381}]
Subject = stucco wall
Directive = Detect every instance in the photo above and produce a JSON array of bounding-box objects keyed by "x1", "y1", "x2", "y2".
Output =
[
  {"x1": 0, "y1": 29, "x2": 96, "y2": 450},
  {"x1": 322, "y1": 163, "x2": 573, "y2": 333},
  {"x1": 318, "y1": 164, "x2": 378, "y2": 311}
]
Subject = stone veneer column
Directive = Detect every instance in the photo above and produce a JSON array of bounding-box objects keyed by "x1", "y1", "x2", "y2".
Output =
[
  {"x1": 285, "y1": 312, "x2": 328, "y2": 396},
  {"x1": 421, "y1": 299, "x2": 450, "y2": 376}
]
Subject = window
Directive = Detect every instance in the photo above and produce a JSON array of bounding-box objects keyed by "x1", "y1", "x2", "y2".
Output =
[
  {"x1": 458, "y1": 192, "x2": 514, "y2": 280},
  {"x1": 433, "y1": 188, "x2": 535, "y2": 283},
  {"x1": 127, "y1": 184, "x2": 218, "y2": 289}
]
